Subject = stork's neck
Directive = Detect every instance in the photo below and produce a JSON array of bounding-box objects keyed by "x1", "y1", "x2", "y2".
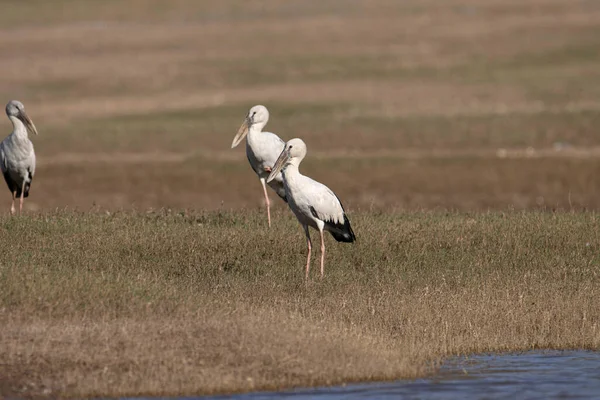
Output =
[
  {"x1": 248, "y1": 123, "x2": 266, "y2": 135},
  {"x1": 8, "y1": 116, "x2": 29, "y2": 139},
  {"x1": 246, "y1": 124, "x2": 265, "y2": 147},
  {"x1": 282, "y1": 160, "x2": 302, "y2": 185}
]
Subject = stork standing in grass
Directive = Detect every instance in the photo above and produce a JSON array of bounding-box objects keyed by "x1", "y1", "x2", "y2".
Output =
[
  {"x1": 1, "y1": 100, "x2": 38, "y2": 215},
  {"x1": 267, "y1": 138, "x2": 355, "y2": 280},
  {"x1": 231, "y1": 105, "x2": 286, "y2": 227}
]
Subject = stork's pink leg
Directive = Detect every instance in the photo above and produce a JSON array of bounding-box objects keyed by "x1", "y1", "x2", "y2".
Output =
[
  {"x1": 304, "y1": 225, "x2": 312, "y2": 281},
  {"x1": 19, "y1": 182, "x2": 25, "y2": 215},
  {"x1": 260, "y1": 178, "x2": 271, "y2": 228},
  {"x1": 319, "y1": 228, "x2": 326, "y2": 278},
  {"x1": 10, "y1": 191, "x2": 16, "y2": 215}
]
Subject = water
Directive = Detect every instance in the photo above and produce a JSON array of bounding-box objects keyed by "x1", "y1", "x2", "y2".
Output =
[{"x1": 132, "y1": 350, "x2": 600, "y2": 400}]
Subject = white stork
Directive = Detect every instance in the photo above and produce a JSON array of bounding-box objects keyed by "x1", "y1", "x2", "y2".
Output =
[
  {"x1": 267, "y1": 138, "x2": 355, "y2": 280},
  {"x1": 231, "y1": 105, "x2": 286, "y2": 227},
  {"x1": 1, "y1": 100, "x2": 38, "y2": 215}
]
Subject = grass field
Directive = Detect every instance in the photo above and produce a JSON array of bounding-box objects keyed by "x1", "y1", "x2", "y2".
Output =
[
  {"x1": 1, "y1": 211, "x2": 600, "y2": 397},
  {"x1": 1, "y1": 0, "x2": 600, "y2": 397}
]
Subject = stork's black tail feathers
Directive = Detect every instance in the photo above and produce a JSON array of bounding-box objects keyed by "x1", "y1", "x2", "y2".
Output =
[
  {"x1": 309, "y1": 204, "x2": 356, "y2": 243},
  {"x1": 2, "y1": 171, "x2": 31, "y2": 198},
  {"x1": 327, "y1": 214, "x2": 356, "y2": 243}
]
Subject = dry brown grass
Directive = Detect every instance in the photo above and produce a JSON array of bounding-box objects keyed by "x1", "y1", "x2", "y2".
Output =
[{"x1": 1, "y1": 210, "x2": 599, "y2": 397}]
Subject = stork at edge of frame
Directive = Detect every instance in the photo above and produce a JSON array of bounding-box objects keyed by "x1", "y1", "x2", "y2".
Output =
[{"x1": 1, "y1": 100, "x2": 38, "y2": 215}]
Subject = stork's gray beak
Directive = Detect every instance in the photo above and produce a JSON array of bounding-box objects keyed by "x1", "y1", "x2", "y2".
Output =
[
  {"x1": 18, "y1": 111, "x2": 38, "y2": 135},
  {"x1": 267, "y1": 148, "x2": 289, "y2": 183},
  {"x1": 231, "y1": 117, "x2": 250, "y2": 148}
]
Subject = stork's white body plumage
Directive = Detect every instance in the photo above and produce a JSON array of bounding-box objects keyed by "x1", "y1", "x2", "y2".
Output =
[
  {"x1": 268, "y1": 138, "x2": 355, "y2": 280},
  {"x1": 232, "y1": 105, "x2": 286, "y2": 227},
  {"x1": 245, "y1": 129, "x2": 286, "y2": 200},
  {"x1": 284, "y1": 172, "x2": 345, "y2": 233},
  {"x1": 1, "y1": 100, "x2": 38, "y2": 215}
]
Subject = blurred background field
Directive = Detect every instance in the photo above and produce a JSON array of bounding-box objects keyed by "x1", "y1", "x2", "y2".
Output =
[{"x1": 1, "y1": 0, "x2": 599, "y2": 212}]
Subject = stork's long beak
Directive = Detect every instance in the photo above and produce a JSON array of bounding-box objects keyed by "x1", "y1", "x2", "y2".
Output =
[
  {"x1": 267, "y1": 148, "x2": 289, "y2": 183},
  {"x1": 18, "y1": 111, "x2": 38, "y2": 135},
  {"x1": 231, "y1": 117, "x2": 250, "y2": 148}
]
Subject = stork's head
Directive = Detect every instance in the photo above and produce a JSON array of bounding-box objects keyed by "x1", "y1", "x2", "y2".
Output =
[
  {"x1": 267, "y1": 138, "x2": 307, "y2": 183},
  {"x1": 231, "y1": 105, "x2": 269, "y2": 148},
  {"x1": 6, "y1": 100, "x2": 38, "y2": 135}
]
